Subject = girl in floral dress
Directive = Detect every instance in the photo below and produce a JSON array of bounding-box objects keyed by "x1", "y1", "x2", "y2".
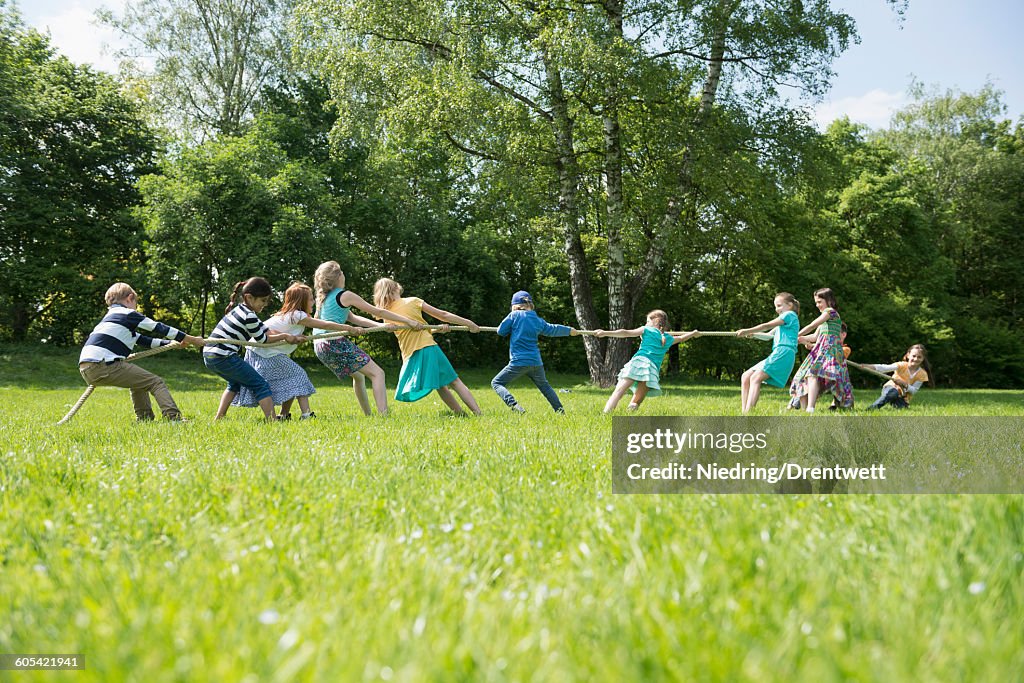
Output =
[{"x1": 788, "y1": 287, "x2": 854, "y2": 413}]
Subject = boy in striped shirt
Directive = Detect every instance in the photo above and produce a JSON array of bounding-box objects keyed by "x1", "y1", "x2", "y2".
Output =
[{"x1": 79, "y1": 283, "x2": 204, "y2": 421}]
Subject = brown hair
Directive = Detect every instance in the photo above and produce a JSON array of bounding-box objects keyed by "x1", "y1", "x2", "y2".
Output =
[
  {"x1": 373, "y1": 277, "x2": 403, "y2": 311},
  {"x1": 904, "y1": 343, "x2": 932, "y2": 380},
  {"x1": 278, "y1": 282, "x2": 314, "y2": 318},
  {"x1": 775, "y1": 292, "x2": 800, "y2": 315},
  {"x1": 813, "y1": 287, "x2": 838, "y2": 311},
  {"x1": 226, "y1": 277, "x2": 272, "y2": 313},
  {"x1": 647, "y1": 309, "x2": 669, "y2": 345}
]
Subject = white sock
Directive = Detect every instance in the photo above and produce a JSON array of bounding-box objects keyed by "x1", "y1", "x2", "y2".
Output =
[{"x1": 806, "y1": 406, "x2": 815, "y2": 414}]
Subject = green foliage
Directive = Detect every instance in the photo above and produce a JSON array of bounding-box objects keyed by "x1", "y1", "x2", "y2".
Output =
[
  {"x1": 137, "y1": 118, "x2": 345, "y2": 333},
  {"x1": 0, "y1": 11, "x2": 159, "y2": 343}
]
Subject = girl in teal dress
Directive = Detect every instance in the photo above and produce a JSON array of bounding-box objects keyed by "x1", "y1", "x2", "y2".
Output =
[
  {"x1": 736, "y1": 292, "x2": 800, "y2": 413},
  {"x1": 596, "y1": 310, "x2": 700, "y2": 413},
  {"x1": 788, "y1": 287, "x2": 854, "y2": 412}
]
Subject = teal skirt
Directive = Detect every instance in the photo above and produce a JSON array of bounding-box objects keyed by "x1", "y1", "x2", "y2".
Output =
[
  {"x1": 395, "y1": 345, "x2": 458, "y2": 402},
  {"x1": 756, "y1": 345, "x2": 797, "y2": 388},
  {"x1": 618, "y1": 356, "x2": 663, "y2": 397}
]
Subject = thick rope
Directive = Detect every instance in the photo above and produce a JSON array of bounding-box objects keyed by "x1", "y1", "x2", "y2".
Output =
[
  {"x1": 696, "y1": 330, "x2": 773, "y2": 341},
  {"x1": 57, "y1": 342, "x2": 183, "y2": 425},
  {"x1": 847, "y1": 360, "x2": 896, "y2": 383}
]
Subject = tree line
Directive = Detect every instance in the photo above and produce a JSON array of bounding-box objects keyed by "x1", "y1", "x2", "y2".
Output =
[{"x1": 1, "y1": 0, "x2": 1021, "y2": 387}]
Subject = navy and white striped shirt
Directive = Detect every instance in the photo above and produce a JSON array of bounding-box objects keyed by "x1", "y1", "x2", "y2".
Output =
[
  {"x1": 79, "y1": 305, "x2": 186, "y2": 363},
  {"x1": 203, "y1": 304, "x2": 269, "y2": 356}
]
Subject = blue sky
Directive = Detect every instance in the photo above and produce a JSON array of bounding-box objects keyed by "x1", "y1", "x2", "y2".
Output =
[{"x1": 16, "y1": 0, "x2": 1024, "y2": 130}]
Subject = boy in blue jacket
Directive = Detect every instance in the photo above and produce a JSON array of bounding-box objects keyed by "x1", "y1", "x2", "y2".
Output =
[{"x1": 492, "y1": 291, "x2": 578, "y2": 413}]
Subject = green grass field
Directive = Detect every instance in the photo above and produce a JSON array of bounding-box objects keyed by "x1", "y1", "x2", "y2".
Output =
[{"x1": 1, "y1": 347, "x2": 1023, "y2": 681}]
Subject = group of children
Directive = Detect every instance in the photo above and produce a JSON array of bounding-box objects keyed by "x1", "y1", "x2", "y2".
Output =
[{"x1": 78, "y1": 275, "x2": 930, "y2": 422}]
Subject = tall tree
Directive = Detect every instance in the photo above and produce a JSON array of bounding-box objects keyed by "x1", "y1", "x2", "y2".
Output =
[
  {"x1": 293, "y1": 0, "x2": 898, "y2": 384},
  {"x1": 99, "y1": 0, "x2": 291, "y2": 139}
]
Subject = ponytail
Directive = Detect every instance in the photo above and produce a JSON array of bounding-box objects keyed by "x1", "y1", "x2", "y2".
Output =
[
  {"x1": 647, "y1": 309, "x2": 669, "y2": 346},
  {"x1": 225, "y1": 281, "x2": 246, "y2": 314}
]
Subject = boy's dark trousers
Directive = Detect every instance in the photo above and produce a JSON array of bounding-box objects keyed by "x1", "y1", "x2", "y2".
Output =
[{"x1": 491, "y1": 364, "x2": 564, "y2": 412}]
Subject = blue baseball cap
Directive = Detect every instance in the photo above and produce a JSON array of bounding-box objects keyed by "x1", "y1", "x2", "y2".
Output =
[{"x1": 511, "y1": 290, "x2": 533, "y2": 305}]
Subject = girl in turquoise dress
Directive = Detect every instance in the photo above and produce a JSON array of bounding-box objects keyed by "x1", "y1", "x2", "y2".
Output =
[
  {"x1": 736, "y1": 292, "x2": 800, "y2": 413},
  {"x1": 788, "y1": 287, "x2": 854, "y2": 412},
  {"x1": 596, "y1": 310, "x2": 699, "y2": 413}
]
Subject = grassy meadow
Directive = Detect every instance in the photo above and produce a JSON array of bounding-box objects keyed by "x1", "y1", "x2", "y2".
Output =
[{"x1": 1, "y1": 346, "x2": 1023, "y2": 681}]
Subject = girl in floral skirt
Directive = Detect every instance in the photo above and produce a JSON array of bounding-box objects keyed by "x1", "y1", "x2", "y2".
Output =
[
  {"x1": 788, "y1": 287, "x2": 854, "y2": 413},
  {"x1": 312, "y1": 261, "x2": 424, "y2": 416}
]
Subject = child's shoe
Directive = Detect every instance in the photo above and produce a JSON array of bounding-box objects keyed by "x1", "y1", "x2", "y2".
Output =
[
  {"x1": 511, "y1": 404, "x2": 526, "y2": 414},
  {"x1": 300, "y1": 412, "x2": 316, "y2": 420}
]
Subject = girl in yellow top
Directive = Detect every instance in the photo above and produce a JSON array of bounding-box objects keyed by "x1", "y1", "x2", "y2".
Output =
[
  {"x1": 865, "y1": 344, "x2": 931, "y2": 410},
  {"x1": 373, "y1": 278, "x2": 483, "y2": 415}
]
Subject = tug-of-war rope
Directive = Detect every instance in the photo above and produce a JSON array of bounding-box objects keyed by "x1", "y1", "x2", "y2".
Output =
[{"x1": 57, "y1": 326, "x2": 891, "y2": 424}]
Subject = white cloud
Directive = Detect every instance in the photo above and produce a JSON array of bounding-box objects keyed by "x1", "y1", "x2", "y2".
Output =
[
  {"x1": 814, "y1": 89, "x2": 909, "y2": 131},
  {"x1": 32, "y1": 2, "x2": 129, "y2": 73}
]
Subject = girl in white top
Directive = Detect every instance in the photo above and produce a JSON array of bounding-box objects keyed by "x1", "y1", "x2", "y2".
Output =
[{"x1": 232, "y1": 282, "x2": 378, "y2": 419}]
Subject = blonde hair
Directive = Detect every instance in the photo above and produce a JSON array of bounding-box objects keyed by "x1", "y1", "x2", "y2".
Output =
[
  {"x1": 775, "y1": 292, "x2": 800, "y2": 314},
  {"x1": 373, "y1": 277, "x2": 403, "y2": 310},
  {"x1": 105, "y1": 282, "x2": 135, "y2": 306},
  {"x1": 313, "y1": 261, "x2": 343, "y2": 310},
  {"x1": 278, "y1": 282, "x2": 314, "y2": 318},
  {"x1": 512, "y1": 302, "x2": 534, "y2": 311}
]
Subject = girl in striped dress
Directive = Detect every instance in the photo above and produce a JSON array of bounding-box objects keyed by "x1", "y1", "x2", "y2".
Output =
[
  {"x1": 203, "y1": 277, "x2": 306, "y2": 421},
  {"x1": 232, "y1": 282, "x2": 369, "y2": 420},
  {"x1": 372, "y1": 277, "x2": 483, "y2": 415}
]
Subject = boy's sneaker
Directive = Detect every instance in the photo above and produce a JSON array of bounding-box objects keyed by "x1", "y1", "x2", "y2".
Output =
[
  {"x1": 510, "y1": 404, "x2": 526, "y2": 414},
  {"x1": 300, "y1": 412, "x2": 316, "y2": 420}
]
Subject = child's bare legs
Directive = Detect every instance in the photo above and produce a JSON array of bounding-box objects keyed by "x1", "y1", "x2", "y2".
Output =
[
  {"x1": 350, "y1": 373, "x2": 371, "y2": 415},
  {"x1": 806, "y1": 376, "x2": 821, "y2": 411},
  {"x1": 450, "y1": 378, "x2": 481, "y2": 415},
  {"x1": 743, "y1": 369, "x2": 769, "y2": 413},
  {"x1": 215, "y1": 389, "x2": 236, "y2": 420},
  {"x1": 436, "y1": 386, "x2": 464, "y2": 414},
  {"x1": 258, "y1": 396, "x2": 276, "y2": 421},
  {"x1": 741, "y1": 368, "x2": 753, "y2": 411},
  {"x1": 355, "y1": 360, "x2": 388, "y2": 415},
  {"x1": 280, "y1": 398, "x2": 294, "y2": 417},
  {"x1": 604, "y1": 378, "x2": 633, "y2": 413},
  {"x1": 629, "y1": 382, "x2": 649, "y2": 409},
  {"x1": 297, "y1": 395, "x2": 311, "y2": 414}
]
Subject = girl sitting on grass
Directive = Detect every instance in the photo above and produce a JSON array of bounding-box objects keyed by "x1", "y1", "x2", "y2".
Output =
[{"x1": 864, "y1": 344, "x2": 931, "y2": 410}]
